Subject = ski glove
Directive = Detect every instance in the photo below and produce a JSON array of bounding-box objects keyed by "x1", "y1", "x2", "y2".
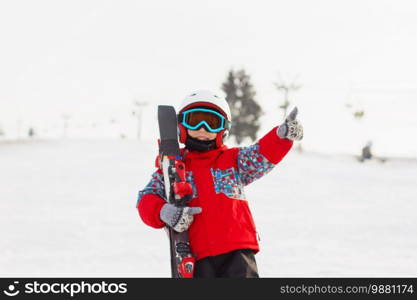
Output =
[
  {"x1": 160, "y1": 203, "x2": 202, "y2": 233},
  {"x1": 277, "y1": 107, "x2": 304, "y2": 141}
]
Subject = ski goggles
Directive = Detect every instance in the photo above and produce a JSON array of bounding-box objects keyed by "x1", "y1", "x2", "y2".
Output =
[{"x1": 179, "y1": 108, "x2": 230, "y2": 133}]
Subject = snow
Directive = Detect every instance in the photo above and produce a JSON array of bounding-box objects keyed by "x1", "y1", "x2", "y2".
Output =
[{"x1": 0, "y1": 139, "x2": 416, "y2": 277}]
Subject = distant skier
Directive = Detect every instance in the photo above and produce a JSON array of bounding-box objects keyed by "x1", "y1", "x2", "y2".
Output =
[
  {"x1": 358, "y1": 141, "x2": 387, "y2": 163},
  {"x1": 137, "y1": 90, "x2": 303, "y2": 277},
  {"x1": 360, "y1": 141, "x2": 373, "y2": 162}
]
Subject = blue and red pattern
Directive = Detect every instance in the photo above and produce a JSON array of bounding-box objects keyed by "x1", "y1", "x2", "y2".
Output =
[
  {"x1": 237, "y1": 144, "x2": 275, "y2": 185},
  {"x1": 138, "y1": 170, "x2": 199, "y2": 207},
  {"x1": 185, "y1": 171, "x2": 198, "y2": 199},
  {"x1": 137, "y1": 171, "x2": 166, "y2": 207},
  {"x1": 210, "y1": 167, "x2": 246, "y2": 200}
]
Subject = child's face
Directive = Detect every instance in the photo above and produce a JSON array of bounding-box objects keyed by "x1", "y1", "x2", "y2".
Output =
[{"x1": 187, "y1": 128, "x2": 217, "y2": 141}]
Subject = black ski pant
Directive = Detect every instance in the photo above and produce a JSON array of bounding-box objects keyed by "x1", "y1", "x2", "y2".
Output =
[{"x1": 194, "y1": 249, "x2": 259, "y2": 278}]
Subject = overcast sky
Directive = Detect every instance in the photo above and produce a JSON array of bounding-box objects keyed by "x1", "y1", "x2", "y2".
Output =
[{"x1": 1, "y1": 0, "x2": 416, "y2": 155}]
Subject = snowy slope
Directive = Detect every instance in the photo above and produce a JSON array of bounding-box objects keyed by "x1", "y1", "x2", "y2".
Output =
[{"x1": 0, "y1": 139, "x2": 416, "y2": 277}]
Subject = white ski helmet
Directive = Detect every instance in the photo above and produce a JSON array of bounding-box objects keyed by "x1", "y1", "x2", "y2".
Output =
[{"x1": 177, "y1": 90, "x2": 232, "y2": 147}]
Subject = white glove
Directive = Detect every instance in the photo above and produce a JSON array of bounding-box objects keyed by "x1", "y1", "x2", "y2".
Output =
[
  {"x1": 277, "y1": 107, "x2": 303, "y2": 141},
  {"x1": 160, "y1": 203, "x2": 202, "y2": 233}
]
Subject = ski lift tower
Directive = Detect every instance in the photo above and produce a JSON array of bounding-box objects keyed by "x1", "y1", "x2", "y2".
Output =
[{"x1": 132, "y1": 100, "x2": 149, "y2": 140}]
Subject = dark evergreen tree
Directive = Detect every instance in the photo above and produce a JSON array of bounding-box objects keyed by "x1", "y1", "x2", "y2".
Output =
[
  {"x1": 222, "y1": 69, "x2": 262, "y2": 144},
  {"x1": 28, "y1": 127, "x2": 35, "y2": 138}
]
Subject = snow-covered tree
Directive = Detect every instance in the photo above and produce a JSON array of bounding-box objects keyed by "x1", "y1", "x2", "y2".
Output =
[{"x1": 221, "y1": 69, "x2": 262, "y2": 144}]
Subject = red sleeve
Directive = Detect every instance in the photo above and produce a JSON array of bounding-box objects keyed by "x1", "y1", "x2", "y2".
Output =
[
  {"x1": 258, "y1": 126, "x2": 293, "y2": 164},
  {"x1": 137, "y1": 194, "x2": 166, "y2": 229}
]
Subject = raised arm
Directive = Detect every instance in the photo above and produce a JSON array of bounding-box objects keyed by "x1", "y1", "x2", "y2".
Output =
[{"x1": 237, "y1": 107, "x2": 303, "y2": 186}]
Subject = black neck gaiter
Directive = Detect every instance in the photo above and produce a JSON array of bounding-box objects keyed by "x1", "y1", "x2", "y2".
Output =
[{"x1": 185, "y1": 136, "x2": 217, "y2": 152}]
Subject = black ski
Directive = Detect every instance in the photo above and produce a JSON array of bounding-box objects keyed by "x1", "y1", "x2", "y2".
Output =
[{"x1": 157, "y1": 105, "x2": 195, "y2": 278}]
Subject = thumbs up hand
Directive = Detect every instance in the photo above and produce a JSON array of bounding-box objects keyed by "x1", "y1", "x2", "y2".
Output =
[{"x1": 277, "y1": 107, "x2": 304, "y2": 141}]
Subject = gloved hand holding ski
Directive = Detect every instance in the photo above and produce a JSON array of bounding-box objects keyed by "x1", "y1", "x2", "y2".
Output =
[
  {"x1": 160, "y1": 203, "x2": 202, "y2": 233},
  {"x1": 277, "y1": 107, "x2": 304, "y2": 141}
]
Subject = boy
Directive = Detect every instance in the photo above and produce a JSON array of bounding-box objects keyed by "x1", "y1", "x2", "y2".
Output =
[{"x1": 137, "y1": 90, "x2": 303, "y2": 277}]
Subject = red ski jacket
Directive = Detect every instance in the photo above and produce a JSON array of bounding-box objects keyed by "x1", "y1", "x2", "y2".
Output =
[{"x1": 137, "y1": 126, "x2": 293, "y2": 260}]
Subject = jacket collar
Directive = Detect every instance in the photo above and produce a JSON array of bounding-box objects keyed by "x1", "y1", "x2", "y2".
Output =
[{"x1": 181, "y1": 145, "x2": 227, "y2": 167}]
